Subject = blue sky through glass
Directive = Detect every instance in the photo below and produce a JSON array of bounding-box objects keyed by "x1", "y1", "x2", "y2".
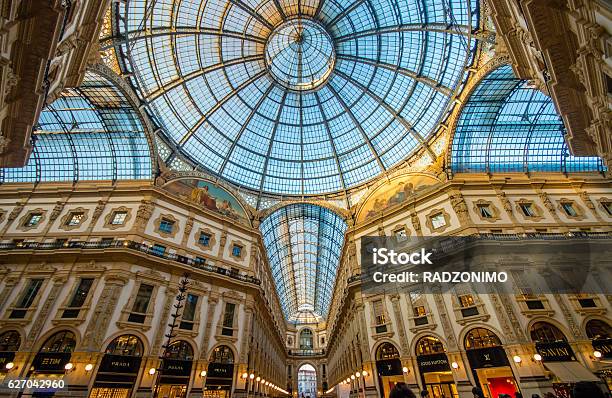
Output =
[
  {"x1": 451, "y1": 65, "x2": 604, "y2": 173},
  {"x1": 260, "y1": 203, "x2": 347, "y2": 321},
  {"x1": 120, "y1": 0, "x2": 479, "y2": 195},
  {"x1": 0, "y1": 72, "x2": 152, "y2": 184}
]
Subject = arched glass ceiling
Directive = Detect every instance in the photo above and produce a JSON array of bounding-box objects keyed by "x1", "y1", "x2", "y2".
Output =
[
  {"x1": 260, "y1": 204, "x2": 347, "y2": 323},
  {"x1": 451, "y1": 65, "x2": 605, "y2": 173},
  {"x1": 0, "y1": 71, "x2": 153, "y2": 184},
  {"x1": 116, "y1": 0, "x2": 479, "y2": 196}
]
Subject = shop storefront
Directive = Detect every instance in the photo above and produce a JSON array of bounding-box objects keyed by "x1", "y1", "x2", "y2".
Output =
[
  {"x1": 375, "y1": 342, "x2": 404, "y2": 398},
  {"x1": 89, "y1": 334, "x2": 144, "y2": 398},
  {"x1": 25, "y1": 330, "x2": 76, "y2": 397},
  {"x1": 586, "y1": 319, "x2": 612, "y2": 392},
  {"x1": 464, "y1": 328, "x2": 519, "y2": 398},
  {"x1": 415, "y1": 336, "x2": 457, "y2": 398},
  {"x1": 0, "y1": 330, "x2": 20, "y2": 384},
  {"x1": 204, "y1": 345, "x2": 235, "y2": 398},
  {"x1": 156, "y1": 341, "x2": 194, "y2": 398},
  {"x1": 531, "y1": 322, "x2": 599, "y2": 398}
]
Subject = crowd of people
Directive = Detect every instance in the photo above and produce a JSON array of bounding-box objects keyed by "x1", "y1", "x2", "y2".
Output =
[{"x1": 387, "y1": 382, "x2": 608, "y2": 398}]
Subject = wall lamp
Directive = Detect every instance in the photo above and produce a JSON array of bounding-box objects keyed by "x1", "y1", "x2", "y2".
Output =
[
  {"x1": 402, "y1": 366, "x2": 409, "y2": 373},
  {"x1": 513, "y1": 355, "x2": 522, "y2": 364},
  {"x1": 533, "y1": 354, "x2": 542, "y2": 362},
  {"x1": 200, "y1": 370, "x2": 207, "y2": 377},
  {"x1": 5, "y1": 362, "x2": 15, "y2": 371},
  {"x1": 84, "y1": 363, "x2": 94, "y2": 372},
  {"x1": 451, "y1": 362, "x2": 459, "y2": 370},
  {"x1": 149, "y1": 367, "x2": 156, "y2": 375}
]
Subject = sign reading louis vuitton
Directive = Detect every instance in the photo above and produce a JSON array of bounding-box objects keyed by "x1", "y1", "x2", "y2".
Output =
[
  {"x1": 417, "y1": 353, "x2": 451, "y2": 373},
  {"x1": 535, "y1": 342, "x2": 576, "y2": 362},
  {"x1": 466, "y1": 347, "x2": 509, "y2": 369},
  {"x1": 376, "y1": 359, "x2": 403, "y2": 376}
]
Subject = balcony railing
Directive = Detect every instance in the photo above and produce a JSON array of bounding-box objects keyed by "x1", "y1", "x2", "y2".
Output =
[
  {"x1": 288, "y1": 349, "x2": 326, "y2": 357},
  {"x1": 0, "y1": 239, "x2": 261, "y2": 285}
]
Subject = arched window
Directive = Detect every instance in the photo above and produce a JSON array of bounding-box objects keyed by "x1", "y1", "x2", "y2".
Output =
[
  {"x1": 586, "y1": 320, "x2": 612, "y2": 340},
  {"x1": 416, "y1": 336, "x2": 445, "y2": 356},
  {"x1": 105, "y1": 335, "x2": 144, "y2": 357},
  {"x1": 376, "y1": 342, "x2": 400, "y2": 360},
  {"x1": 299, "y1": 328, "x2": 314, "y2": 350},
  {"x1": 40, "y1": 331, "x2": 76, "y2": 353},
  {"x1": 0, "y1": 331, "x2": 21, "y2": 352},
  {"x1": 530, "y1": 322, "x2": 567, "y2": 343},
  {"x1": 465, "y1": 328, "x2": 502, "y2": 350},
  {"x1": 165, "y1": 341, "x2": 194, "y2": 361},
  {"x1": 209, "y1": 345, "x2": 234, "y2": 364}
]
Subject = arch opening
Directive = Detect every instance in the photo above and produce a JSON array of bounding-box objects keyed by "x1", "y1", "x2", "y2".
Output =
[
  {"x1": 374, "y1": 343, "x2": 403, "y2": 398},
  {"x1": 464, "y1": 328, "x2": 519, "y2": 398},
  {"x1": 157, "y1": 340, "x2": 195, "y2": 398},
  {"x1": 205, "y1": 345, "x2": 235, "y2": 398},
  {"x1": 90, "y1": 334, "x2": 145, "y2": 398},
  {"x1": 415, "y1": 336, "x2": 457, "y2": 398},
  {"x1": 297, "y1": 363, "x2": 317, "y2": 398}
]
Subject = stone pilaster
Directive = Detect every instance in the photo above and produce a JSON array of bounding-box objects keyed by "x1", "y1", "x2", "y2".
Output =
[{"x1": 82, "y1": 275, "x2": 128, "y2": 351}]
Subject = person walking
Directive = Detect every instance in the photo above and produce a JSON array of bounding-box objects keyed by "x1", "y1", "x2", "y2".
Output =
[
  {"x1": 389, "y1": 382, "x2": 417, "y2": 398},
  {"x1": 472, "y1": 387, "x2": 485, "y2": 398},
  {"x1": 573, "y1": 381, "x2": 605, "y2": 398}
]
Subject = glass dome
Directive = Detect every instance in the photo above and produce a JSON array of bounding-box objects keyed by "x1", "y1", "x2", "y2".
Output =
[{"x1": 117, "y1": 0, "x2": 479, "y2": 195}]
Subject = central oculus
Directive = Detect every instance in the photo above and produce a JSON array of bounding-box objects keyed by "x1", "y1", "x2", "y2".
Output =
[{"x1": 265, "y1": 18, "x2": 336, "y2": 91}]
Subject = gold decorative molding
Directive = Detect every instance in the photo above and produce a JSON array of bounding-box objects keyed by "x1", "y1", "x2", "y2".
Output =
[
  {"x1": 557, "y1": 198, "x2": 586, "y2": 221},
  {"x1": 103, "y1": 206, "x2": 133, "y2": 230},
  {"x1": 229, "y1": 239, "x2": 246, "y2": 261},
  {"x1": 472, "y1": 199, "x2": 501, "y2": 222},
  {"x1": 153, "y1": 213, "x2": 179, "y2": 239},
  {"x1": 58, "y1": 207, "x2": 90, "y2": 231},
  {"x1": 16, "y1": 208, "x2": 47, "y2": 232},
  {"x1": 424, "y1": 208, "x2": 451, "y2": 234},
  {"x1": 194, "y1": 227, "x2": 216, "y2": 252},
  {"x1": 514, "y1": 199, "x2": 544, "y2": 222}
]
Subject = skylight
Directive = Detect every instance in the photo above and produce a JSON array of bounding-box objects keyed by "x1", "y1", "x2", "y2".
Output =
[
  {"x1": 260, "y1": 203, "x2": 347, "y2": 322},
  {"x1": 116, "y1": 0, "x2": 479, "y2": 195}
]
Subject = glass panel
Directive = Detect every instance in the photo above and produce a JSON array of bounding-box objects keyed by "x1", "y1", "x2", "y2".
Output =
[
  {"x1": 222, "y1": 303, "x2": 236, "y2": 328},
  {"x1": 259, "y1": 204, "x2": 347, "y2": 322},
  {"x1": 182, "y1": 294, "x2": 198, "y2": 322},
  {"x1": 106, "y1": 335, "x2": 144, "y2": 356},
  {"x1": 16, "y1": 279, "x2": 44, "y2": 308},
  {"x1": 131, "y1": 284, "x2": 154, "y2": 314},
  {"x1": 68, "y1": 278, "x2": 94, "y2": 307},
  {"x1": 111, "y1": 211, "x2": 128, "y2": 225},
  {"x1": 451, "y1": 65, "x2": 604, "y2": 174},
  {"x1": 40, "y1": 331, "x2": 77, "y2": 353},
  {"x1": 114, "y1": 0, "x2": 480, "y2": 195},
  {"x1": 1, "y1": 71, "x2": 152, "y2": 183}
]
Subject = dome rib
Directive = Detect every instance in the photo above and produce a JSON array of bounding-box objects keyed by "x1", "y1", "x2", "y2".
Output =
[{"x1": 118, "y1": 0, "x2": 479, "y2": 196}]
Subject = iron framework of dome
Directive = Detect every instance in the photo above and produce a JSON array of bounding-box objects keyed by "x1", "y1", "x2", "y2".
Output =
[
  {"x1": 451, "y1": 65, "x2": 605, "y2": 174},
  {"x1": 260, "y1": 204, "x2": 347, "y2": 322},
  {"x1": 113, "y1": 0, "x2": 480, "y2": 196},
  {"x1": 0, "y1": 71, "x2": 153, "y2": 184}
]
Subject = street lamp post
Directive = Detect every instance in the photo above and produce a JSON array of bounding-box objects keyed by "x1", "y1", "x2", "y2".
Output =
[{"x1": 152, "y1": 273, "x2": 190, "y2": 398}]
